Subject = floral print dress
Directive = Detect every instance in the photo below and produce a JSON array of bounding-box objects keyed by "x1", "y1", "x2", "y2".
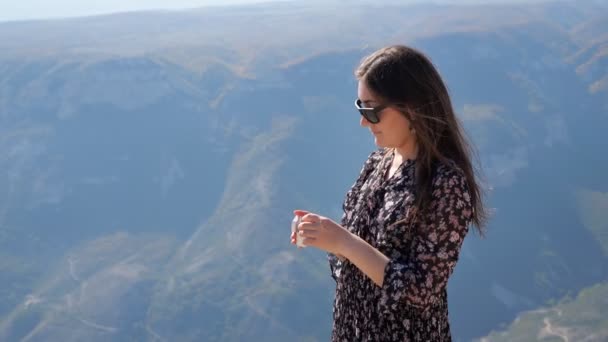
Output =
[{"x1": 328, "y1": 149, "x2": 473, "y2": 341}]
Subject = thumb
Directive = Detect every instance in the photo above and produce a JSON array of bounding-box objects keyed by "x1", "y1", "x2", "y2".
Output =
[{"x1": 293, "y1": 209, "x2": 310, "y2": 217}]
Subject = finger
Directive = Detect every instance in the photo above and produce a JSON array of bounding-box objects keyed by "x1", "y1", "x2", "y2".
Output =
[
  {"x1": 301, "y1": 213, "x2": 321, "y2": 223},
  {"x1": 293, "y1": 209, "x2": 310, "y2": 217},
  {"x1": 299, "y1": 221, "x2": 320, "y2": 230},
  {"x1": 302, "y1": 237, "x2": 316, "y2": 246},
  {"x1": 298, "y1": 228, "x2": 318, "y2": 238}
]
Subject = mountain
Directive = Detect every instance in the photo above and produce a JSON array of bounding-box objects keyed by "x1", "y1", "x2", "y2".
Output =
[
  {"x1": 0, "y1": 1, "x2": 607, "y2": 341},
  {"x1": 477, "y1": 282, "x2": 608, "y2": 342}
]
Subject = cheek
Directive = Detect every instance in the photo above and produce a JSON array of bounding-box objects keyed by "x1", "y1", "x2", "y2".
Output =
[
  {"x1": 383, "y1": 114, "x2": 412, "y2": 141},
  {"x1": 401, "y1": 126, "x2": 415, "y2": 143}
]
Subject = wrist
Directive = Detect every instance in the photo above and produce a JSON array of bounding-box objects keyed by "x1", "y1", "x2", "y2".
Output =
[{"x1": 338, "y1": 231, "x2": 357, "y2": 260}]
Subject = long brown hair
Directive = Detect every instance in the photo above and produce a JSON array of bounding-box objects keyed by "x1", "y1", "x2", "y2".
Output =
[{"x1": 356, "y1": 45, "x2": 488, "y2": 233}]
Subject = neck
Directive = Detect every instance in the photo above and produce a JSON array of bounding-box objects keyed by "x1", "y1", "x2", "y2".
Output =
[{"x1": 394, "y1": 141, "x2": 418, "y2": 163}]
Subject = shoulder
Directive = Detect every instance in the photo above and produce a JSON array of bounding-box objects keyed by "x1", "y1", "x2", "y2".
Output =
[
  {"x1": 360, "y1": 148, "x2": 389, "y2": 172},
  {"x1": 431, "y1": 159, "x2": 470, "y2": 199},
  {"x1": 367, "y1": 147, "x2": 388, "y2": 164},
  {"x1": 424, "y1": 159, "x2": 474, "y2": 223},
  {"x1": 346, "y1": 148, "x2": 387, "y2": 193}
]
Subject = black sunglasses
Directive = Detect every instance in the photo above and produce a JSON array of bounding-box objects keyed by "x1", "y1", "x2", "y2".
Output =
[{"x1": 355, "y1": 99, "x2": 389, "y2": 124}]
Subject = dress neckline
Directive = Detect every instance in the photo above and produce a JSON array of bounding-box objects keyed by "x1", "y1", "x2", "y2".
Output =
[{"x1": 382, "y1": 149, "x2": 415, "y2": 183}]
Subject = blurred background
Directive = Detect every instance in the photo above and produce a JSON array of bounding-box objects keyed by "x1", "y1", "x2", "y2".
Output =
[{"x1": 0, "y1": 0, "x2": 607, "y2": 341}]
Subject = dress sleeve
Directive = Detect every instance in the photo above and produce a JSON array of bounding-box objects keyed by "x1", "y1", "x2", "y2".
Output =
[
  {"x1": 378, "y1": 167, "x2": 473, "y2": 312},
  {"x1": 328, "y1": 150, "x2": 381, "y2": 282}
]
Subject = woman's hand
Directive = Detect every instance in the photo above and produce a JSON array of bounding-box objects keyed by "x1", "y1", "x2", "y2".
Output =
[
  {"x1": 290, "y1": 209, "x2": 352, "y2": 258},
  {"x1": 290, "y1": 210, "x2": 390, "y2": 287}
]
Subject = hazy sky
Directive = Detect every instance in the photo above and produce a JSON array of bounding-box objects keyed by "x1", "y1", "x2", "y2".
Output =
[
  {"x1": 0, "y1": 0, "x2": 291, "y2": 22},
  {"x1": 0, "y1": 0, "x2": 563, "y2": 22}
]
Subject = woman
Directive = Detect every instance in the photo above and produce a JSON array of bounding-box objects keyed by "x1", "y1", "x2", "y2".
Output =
[{"x1": 291, "y1": 45, "x2": 487, "y2": 341}]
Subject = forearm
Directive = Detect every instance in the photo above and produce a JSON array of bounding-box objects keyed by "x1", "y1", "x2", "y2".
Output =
[
  {"x1": 333, "y1": 253, "x2": 346, "y2": 261},
  {"x1": 340, "y1": 233, "x2": 390, "y2": 287}
]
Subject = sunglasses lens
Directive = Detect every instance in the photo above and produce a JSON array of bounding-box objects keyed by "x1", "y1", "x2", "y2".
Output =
[
  {"x1": 355, "y1": 99, "x2": 381, "y2": 123},
  {"x1": 362, "y1": 110, "x2": 379, "y2": 124}
]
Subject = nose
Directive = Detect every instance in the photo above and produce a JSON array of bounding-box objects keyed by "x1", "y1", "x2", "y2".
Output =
[{"x1": 360, "y1": 115, "x2": 370, "y2": 127}]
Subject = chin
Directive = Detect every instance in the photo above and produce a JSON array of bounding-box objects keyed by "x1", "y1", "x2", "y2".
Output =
[
  {"x1": 374, "y1": 135, "x2": 390, "y2": 146},
  {"x1": 374, "y1": 138, "x2": 389, "y2": 148}
]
